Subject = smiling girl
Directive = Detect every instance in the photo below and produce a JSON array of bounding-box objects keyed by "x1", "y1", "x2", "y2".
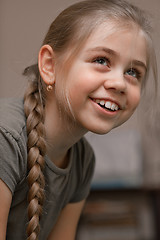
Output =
[{"x1": 0, "y1": 0, "x2": 157, "y2": 239}]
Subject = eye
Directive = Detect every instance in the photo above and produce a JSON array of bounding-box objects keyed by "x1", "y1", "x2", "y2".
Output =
[
  {"x1": 125, "y1": 68, "x2": 141, "y2": 80},
  {"x1": 93, "y1": 57, "x2": 110, "y2": 67}
]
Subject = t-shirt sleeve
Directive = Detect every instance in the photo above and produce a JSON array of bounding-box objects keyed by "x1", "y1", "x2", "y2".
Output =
[
  {"x1": 70, "y1": 138, "x2": 96, "y2": 203},
  {"x1": 0, "y1": 127, "x2": 26, "y2": 194}
]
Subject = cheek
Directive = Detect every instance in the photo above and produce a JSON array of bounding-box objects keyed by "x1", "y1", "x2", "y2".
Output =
[
  {"x1": 67, "y1": 76, "x2": 87, "y2": 102},
  {"x1": 129, "y1": 87, "x2": 141, "y2": 111},
  {"x1": 68, "y1": 63, "x2": 100, "y2": 91}
]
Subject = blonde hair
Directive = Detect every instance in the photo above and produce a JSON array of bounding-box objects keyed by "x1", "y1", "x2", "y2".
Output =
[{"x1": 23, "y1": 0, "x2": 157, "y2": 239}]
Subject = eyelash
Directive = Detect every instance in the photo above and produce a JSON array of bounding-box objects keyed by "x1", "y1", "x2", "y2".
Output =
[
  {"x1": 125, "y1": 68, "x2": 142, "y2": 80},
  {"x1": 93, "y1": 56, "x2": 110, "y2": 67}
]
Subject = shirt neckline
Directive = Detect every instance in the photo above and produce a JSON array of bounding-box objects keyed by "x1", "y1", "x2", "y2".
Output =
[{"x1": 45, "y1": 145, "x2": 74, "y2": 175}]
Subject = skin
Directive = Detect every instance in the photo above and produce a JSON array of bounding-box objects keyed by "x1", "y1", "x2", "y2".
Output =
[
  {"x1": 0, "y1": 180, "x2": 12, "y2": 240},
  {"x1": 0, "y1": 21, "x2": 147, "y2": 240},
  {"x1": 39, "y1": 22, "x2": 147, "y2": 162},
  {"x1": 62, "y1": 23, "x2": 147, "y2": 135}
]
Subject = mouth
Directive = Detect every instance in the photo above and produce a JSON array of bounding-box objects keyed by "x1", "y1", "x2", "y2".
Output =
[{"x1": 91, "y1": 98, "x2": 120, "y2": 112}]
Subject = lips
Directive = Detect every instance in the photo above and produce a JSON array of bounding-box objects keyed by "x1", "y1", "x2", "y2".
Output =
[{"x1": 91, "y1": 98, "x2": 122, "y2": 111}]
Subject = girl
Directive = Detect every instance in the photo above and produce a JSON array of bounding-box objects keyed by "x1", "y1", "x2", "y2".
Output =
[{"x1": 0, "y1": 0, "x2": 157, "y2": 239}]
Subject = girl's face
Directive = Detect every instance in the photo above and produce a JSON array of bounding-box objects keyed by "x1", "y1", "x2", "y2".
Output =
[{"x1": 55, "y1": 22, "x2": 147, "y2": 135}]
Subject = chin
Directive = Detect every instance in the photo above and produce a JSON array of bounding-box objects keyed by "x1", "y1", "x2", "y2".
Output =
[
  {"x1": 82, "y1": 121, "x2": 115, "y2": 135},
  {"x1": 89, "y1": 127, "x2": 112, "y2": 135}
]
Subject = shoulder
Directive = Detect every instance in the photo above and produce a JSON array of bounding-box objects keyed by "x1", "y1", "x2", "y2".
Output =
[
  {"x1": 69, "y1": 137, "x2": 95, "y2": 203},
  {"x1": 73, "y1": 136, "x2": 95, "y2": 176},
  {"x1": 0, "y1": 98, "x2": 26, "y2": 139},
  {"x1": 0, "y1": 98, "x2": 27, "y2": 193},
  {"x1": 75, "y1": 136, "x2": 95, "y2": 158}
]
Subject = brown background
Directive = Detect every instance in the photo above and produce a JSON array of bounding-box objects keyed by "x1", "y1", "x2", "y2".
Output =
[{"x1": 0, "y1": 0, "x2": 159, "y2": 98}]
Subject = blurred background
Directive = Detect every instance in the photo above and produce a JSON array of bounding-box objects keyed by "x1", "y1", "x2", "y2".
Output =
[{"x1": 0, "y1": 0, "x2": 160, "y2": 239}]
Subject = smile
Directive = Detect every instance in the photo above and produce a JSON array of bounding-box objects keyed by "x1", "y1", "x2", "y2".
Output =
[{"x1": 92, "y1": 99, "x2": 120, "y2": 112}]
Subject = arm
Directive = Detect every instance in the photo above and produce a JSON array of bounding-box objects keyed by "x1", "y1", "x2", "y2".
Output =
[
  {"x1": 0, "y1": 179, "x2": 12, "y2": 240},
  {"x1": 47, "y1": 199, "x2": 85, "y2": 240}
]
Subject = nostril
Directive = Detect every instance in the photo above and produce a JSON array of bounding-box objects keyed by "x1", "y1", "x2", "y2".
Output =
[
  {"x1": 107, "y1": 87, "x2": 126, "y2": 95},
  {"x1": 103, "y1": 75, "x2": 127, "y2": 93}
]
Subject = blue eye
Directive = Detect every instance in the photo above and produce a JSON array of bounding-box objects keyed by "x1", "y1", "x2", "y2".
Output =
[
  {"x1": 94, "y1": 57, "x2": 109, "y2": 66},
  {"x1": 126, "y1": 68, "x2": 140, "y2": 79}
]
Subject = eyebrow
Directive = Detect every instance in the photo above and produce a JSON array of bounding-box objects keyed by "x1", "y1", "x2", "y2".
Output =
[
  {"x1": 87, "y1": 46, "x2": 147, "y2": 71},
  {"x1": 130, "y1": 60, "x2": 147, "y2": 72},
  {"x1": 87, "y1": 46, "x2": 117, "y2": 57}
]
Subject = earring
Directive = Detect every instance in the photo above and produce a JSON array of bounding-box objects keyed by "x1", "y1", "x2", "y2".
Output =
[
  {"x1": 47, "y1": 79, "x2": 55, "y2": 91},
  {"x1": 47, "y1": 84, "x2": 53, "y2": 91}
]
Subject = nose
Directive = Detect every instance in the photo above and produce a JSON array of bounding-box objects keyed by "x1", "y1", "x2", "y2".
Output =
[{"x1": 104, "y1": 70, "x2": 127, "y2": 94}]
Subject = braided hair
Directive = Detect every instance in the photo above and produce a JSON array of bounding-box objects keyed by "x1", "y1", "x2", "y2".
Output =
[{"x1": 24, "y1": 67, "x2": 46, "y2": 239}]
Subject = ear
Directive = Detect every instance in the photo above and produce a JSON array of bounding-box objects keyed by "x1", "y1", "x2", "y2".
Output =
[{"x1": 38, "y1": 44, "x2": 55, "y2": 85}]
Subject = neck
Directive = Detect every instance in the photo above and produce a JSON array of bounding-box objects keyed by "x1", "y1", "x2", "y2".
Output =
[{"x1": 44, "y1": 97, "x2": 87, "y2": 168}]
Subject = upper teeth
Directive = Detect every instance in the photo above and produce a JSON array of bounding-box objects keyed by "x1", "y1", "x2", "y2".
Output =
[{"x1": 95, "y1": 99, "x2": 119, "y2": 111}]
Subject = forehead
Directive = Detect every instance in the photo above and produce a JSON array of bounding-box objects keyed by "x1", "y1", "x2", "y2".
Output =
[{"x1": 82, "y1": 21, "x2": 147, "y2": 64}]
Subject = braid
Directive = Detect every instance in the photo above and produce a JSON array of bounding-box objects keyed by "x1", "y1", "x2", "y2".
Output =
[{"x1": 24, "y1": 79, "x2": 46, "y2": 240}]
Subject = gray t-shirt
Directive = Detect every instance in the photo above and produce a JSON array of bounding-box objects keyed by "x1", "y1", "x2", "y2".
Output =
[{"x1": 0, "y1": 98, "x2": 95, "y2": 240}]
